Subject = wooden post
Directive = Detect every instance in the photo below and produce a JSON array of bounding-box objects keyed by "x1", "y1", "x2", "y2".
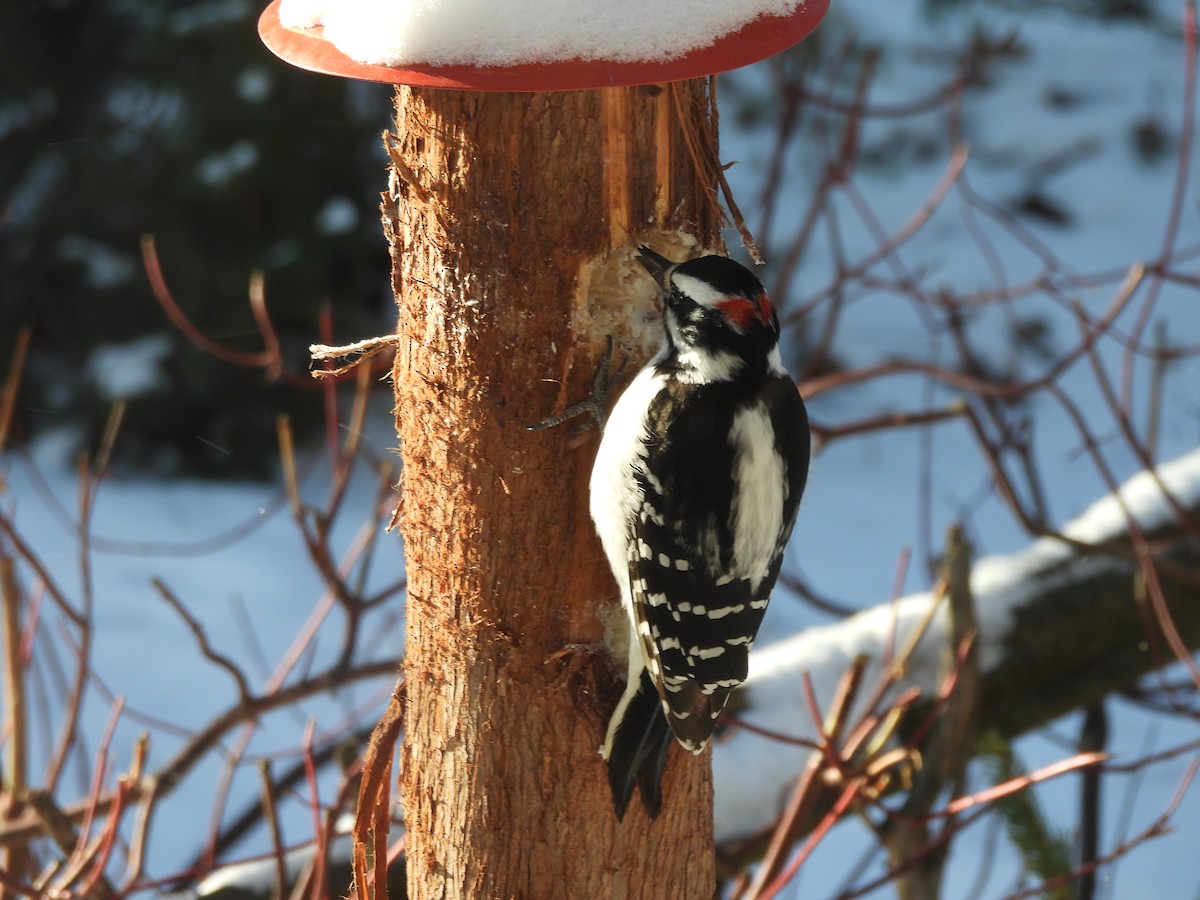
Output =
[{"x1": 385, "y1": 82, "x2": 724, "y2": 897}]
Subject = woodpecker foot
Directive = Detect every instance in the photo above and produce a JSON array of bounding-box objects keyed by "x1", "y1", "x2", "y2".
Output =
[{"x1": 528, "y1": 336, "x2": 625, "y2": 434}]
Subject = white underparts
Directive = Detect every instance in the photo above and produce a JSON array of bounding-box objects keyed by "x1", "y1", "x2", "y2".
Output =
[{"x1": 589, "y1": 368, "x2": 667, "y2": 599}]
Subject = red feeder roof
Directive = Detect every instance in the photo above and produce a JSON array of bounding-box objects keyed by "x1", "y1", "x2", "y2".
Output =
[{"x1": 258, "y1": 0, "x2": 829, "y2": 90}]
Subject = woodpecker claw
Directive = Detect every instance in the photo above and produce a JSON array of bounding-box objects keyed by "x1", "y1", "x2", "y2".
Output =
[{"x1": 527, "y1": 336, "x2": 625, "y2": 433}]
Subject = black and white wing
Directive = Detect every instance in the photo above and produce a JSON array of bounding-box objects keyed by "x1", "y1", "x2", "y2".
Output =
[{"x1": 629, "y1": 375, "x2": 809, "y2": 752}]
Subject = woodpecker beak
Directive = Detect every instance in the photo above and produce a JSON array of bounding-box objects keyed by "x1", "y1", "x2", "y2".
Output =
[{"x1": 635, "y1": 245, "x2": 674, "y2": 290}]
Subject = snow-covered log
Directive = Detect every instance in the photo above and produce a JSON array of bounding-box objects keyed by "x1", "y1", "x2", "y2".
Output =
[{"x1": 715, "y1": 448, "x2": 1200, "y2": 842}]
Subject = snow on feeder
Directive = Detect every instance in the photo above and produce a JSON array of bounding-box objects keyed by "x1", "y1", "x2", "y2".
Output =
[
  {"x1": 256, "y1": 1, "x2": 828, "y2": 897},
  {"x1": 258, "y1": 0, "x2": 828, "y2": 90}
]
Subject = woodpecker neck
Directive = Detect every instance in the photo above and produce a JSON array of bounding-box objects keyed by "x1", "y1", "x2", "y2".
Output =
[
  {"x1": 668, "y1": 347, "x2": 744, "y2": 384},
  {"x1": 657, "y1": 339, "x2": 784, "y2": 387}
]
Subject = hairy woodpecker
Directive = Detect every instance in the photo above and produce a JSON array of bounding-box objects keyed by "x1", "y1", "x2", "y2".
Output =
[{"x1": 591, "y1": 246, "x2": 810, "y2": 819}]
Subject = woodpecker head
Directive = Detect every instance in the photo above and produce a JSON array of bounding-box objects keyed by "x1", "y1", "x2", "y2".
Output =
[{"x1": 636, "y1": 245, "x2": 779, "y2": 380}]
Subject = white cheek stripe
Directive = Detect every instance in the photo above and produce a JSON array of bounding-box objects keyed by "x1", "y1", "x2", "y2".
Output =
[{"x1": 670, "y1": 272, "x2": 727, "y2": 308}]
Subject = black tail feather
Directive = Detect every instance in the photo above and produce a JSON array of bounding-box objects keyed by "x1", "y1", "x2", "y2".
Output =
[{"x1": 607, "y1": 670, "x2": 674, "y2": 820}]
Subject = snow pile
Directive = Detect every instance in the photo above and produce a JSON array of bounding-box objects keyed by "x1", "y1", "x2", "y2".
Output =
[{"x1": 279, "y1": 0, "x2": 805, "y2": 67}]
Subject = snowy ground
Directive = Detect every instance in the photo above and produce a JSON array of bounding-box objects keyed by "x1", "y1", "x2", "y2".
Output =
[
  {"x1": 4, "y1": 0, "x2": 1200, "y2": 897},
  {"x1": 2, "y1": 415, "x2": 405, "y2": 895}
]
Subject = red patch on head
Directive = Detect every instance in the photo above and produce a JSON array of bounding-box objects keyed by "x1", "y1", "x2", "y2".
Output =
[{"x1": 716, "y1": 292, "x2": 772, "y2": 329}]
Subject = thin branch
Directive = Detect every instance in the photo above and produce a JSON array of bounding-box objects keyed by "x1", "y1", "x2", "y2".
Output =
[
  {"x1": 0, "y1": 327, "x2": 31, "y2": 457},
  {"x1": 151, "y1": 578, "x2": 253, "y2": 703}
]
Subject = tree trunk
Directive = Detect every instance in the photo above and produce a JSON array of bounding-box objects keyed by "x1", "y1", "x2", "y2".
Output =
[{"x1": 385, "y1": 82, "x2": 724, "y2": 898}]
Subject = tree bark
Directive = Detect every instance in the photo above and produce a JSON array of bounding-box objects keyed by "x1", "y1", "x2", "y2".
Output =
[{"x1": 385, "y1": 83, "x2": 725, "y2": 898}]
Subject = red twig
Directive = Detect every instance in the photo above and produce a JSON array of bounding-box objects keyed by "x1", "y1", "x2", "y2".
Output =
[
  {"x1": 1000, "y1": 755, "x2": 1198, "y2": 900},
  {"x1": 757, "y1": 781, "x2": 863, "y2": 900},
  {"x1": 141, "y1": 235, "x2": 276, "y2": 371},
  {"x1": 943, "y1": 752, "x2": 1107, "y2": 817}
]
